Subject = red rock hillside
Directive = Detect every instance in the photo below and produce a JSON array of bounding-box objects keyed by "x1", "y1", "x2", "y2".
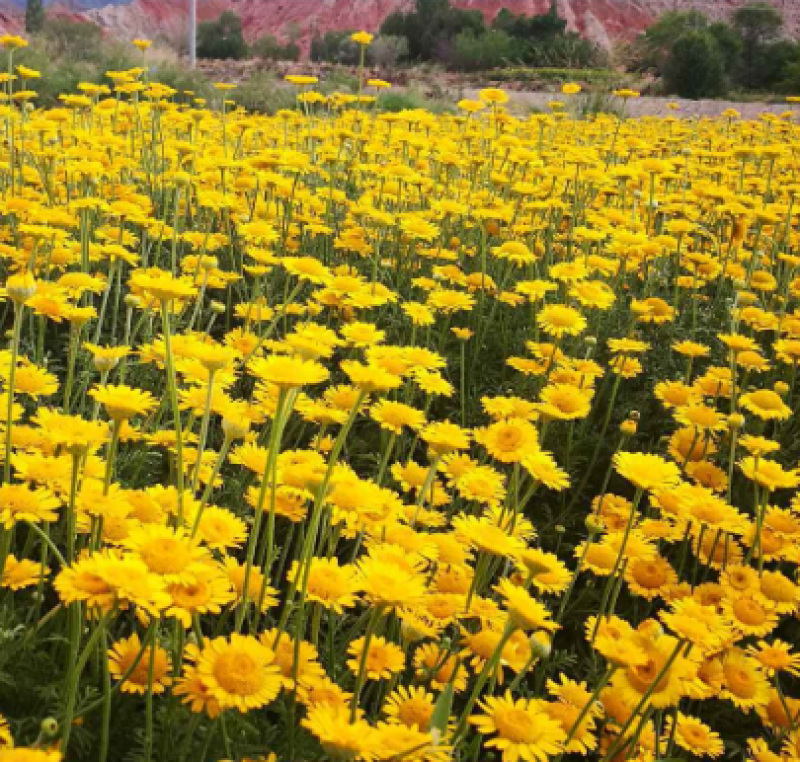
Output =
[{"x1": 0, "y1": 0, "x2": 796, "y2": 52}]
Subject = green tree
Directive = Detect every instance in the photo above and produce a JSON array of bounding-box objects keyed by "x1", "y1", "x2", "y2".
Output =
[
  {"x1": 634, "y1": 10, "x2": 710, "y2": 72},
  {"x1": 754, "y1": 39, "x2": 797, "y2": 90},
  {"x1": 707, "y1": 22, "x2": 743, "y2": 72},
  {"x1": 379, "y1": 0, "x2": 485, "y2": 61},
  {"x1": 732, "y1": 2, "x2": 783, "y2": 88},
  {"x1": 25, "y1": 0, "x2": 45, "y2": 34},
  {"x1": 663, "y1": 30, "x2": 726, "y2": 98},
  {"x1": 197, "y1": 10, "x2": 248, "y2": 60}
]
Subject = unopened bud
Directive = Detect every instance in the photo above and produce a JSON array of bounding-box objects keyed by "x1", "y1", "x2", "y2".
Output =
[
  {"x1": 6, "y1": 271, "x2": 37, "y2": 304},
  {"x1": 585, "y1": 516, "x2": 604, "y2": 535},
  {"x1": 728, "y1": 413, "x2": 745, "y2": 430},
  {"x1": 222, "y1": 416, "x2": 249, "y2": 440},
  {"x1": 774, "y1": 381, "x2": 789, "y2": 397},
  {"x1": 529, "y1": 631, "x2": 552, "y2": 659}
]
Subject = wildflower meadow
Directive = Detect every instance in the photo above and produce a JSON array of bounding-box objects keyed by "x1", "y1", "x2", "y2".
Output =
[{"x1": 0, "y1": 30, "x2": 799, "y2": 762}]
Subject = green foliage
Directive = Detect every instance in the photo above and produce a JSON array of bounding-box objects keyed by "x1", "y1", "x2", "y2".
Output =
[
  {"x1": 309, "y1": 30, "x2": 360, "y2": 65},
  {"x1": 638, "y1": 9, "x2": 708, "y2": 70},
  {"x1": 374, "y1": 88, "x2": 454, "y2": 113},
  {"x1": 230, "y1": 72, "x2": 298, "y2": 113},
  {"x1": 492, "y1": 3, "x2": 567, "y2": 41},
  {"x1": 663, "y1": 30, "x2": 726, "y2": 99},
  {"x1": 367, "y1": 35, "x2": 409, "y2": 69},
  {"x1": 147, "y1": 61, "x2": 214, "y2": 102},
  {"x1": 197, "y1": 10, "x2": 248, "y2": 61},
  {"x1": 24, "y1": 0, "x2": 45, "y2": 34},
  {"x1": 780, "y1": 48, "x2": 800, "y2": 92},
  {"x1": 732, "y1": 3, "x2": 785, "y2": 89},
  {"x1": 379, "y1": 0, "x2": 486, "y2": 62},
  {"x1": 35, "y1": 17, "x2": 104, "y2": 62},
  {"x1": 489, "y1": 67, "x2": 617, "y2": 83},
  {"x1": 380, "y1": 0, "x2": 600, "y2": 70},
  {"x1": 634, "y1": 4, "x2": 795, "y2": 96},
  {"x1": 707, "y1": 22, "x2": 743, "y2": 72},
  {"x1": 752, "y1": 39, "x2": 799, "y2": 90},
  {"x1": 251, "y1": 34, "x2": 300, "y2": 62},
  {"x1": 17, "y1": 21, "x2": 139, "y2": 106},
  {"x1": 448, "y1": 29, "x2": 515, "y2": 72}
]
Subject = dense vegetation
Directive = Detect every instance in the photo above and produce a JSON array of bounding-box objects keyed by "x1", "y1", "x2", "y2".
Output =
[
  {"x1": 376, "y1": 0, "x2": 603, "y2": 70},
  {"x1": 629, "y1": 3, "x2": 800, "y2": 98}
]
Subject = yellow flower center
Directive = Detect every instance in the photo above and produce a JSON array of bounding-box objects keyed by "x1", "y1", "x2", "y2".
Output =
[
  {"x1": 214, "y1": 651, "x2": 261, "y2": 696},
  {"x1": 140, "y1": 538, "x2": 192, "y2": 575},
  {"x1": 494, "y1": 708, "x2": 538, "y2": 742}
]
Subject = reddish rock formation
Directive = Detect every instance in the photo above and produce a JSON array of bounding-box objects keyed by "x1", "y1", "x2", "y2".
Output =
[{"x1": 0, "y1": 0, "x2": 796, "y2": 52}]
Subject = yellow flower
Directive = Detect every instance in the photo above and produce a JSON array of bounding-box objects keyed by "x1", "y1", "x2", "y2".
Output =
[
  {"x1": 496, "y1": 578, "x2": 558, "y2": 632},
  {"x1": 614, "y1": 452, "x2": 682, "y2": 492},
  {"x1": 108, "y1": 633, "x2": 172, "y2": 694},
  {"x1": 90, "y1": 384, "x2": 157, "y2": 420},
  {"x1": 194, "y1": 635, "x2": 282, "y2": 712},
  {"x1": 351, "y1": 31, "x2": 374, "y2": 46},
  {"x1": 470, "y1": 692, "x2": 566, "y2": 762},
  {"x1": 479, "y1": 88, "x2": 509, "y2": 105},
  {"x1": 347, "y1": 635, "x2": 404, "y2": 680}
]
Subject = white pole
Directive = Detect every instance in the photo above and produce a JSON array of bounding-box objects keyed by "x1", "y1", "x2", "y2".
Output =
[{"x1": 189, "y1": 0, "x2": 197, "y2": 68}]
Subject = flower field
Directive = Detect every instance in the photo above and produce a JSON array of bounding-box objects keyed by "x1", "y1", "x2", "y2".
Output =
[{"x1": 0, "y1": 32, "x2": 800, "y2": 762}]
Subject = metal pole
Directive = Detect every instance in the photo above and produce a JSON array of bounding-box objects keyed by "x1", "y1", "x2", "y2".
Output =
[{"x1": 189, "y1": 0, "x2": 197, "y2": 68}]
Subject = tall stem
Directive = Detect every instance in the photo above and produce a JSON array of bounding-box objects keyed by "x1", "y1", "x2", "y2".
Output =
[{"x1": 3, "y1": 302, "x2": 24, "y2": 484}]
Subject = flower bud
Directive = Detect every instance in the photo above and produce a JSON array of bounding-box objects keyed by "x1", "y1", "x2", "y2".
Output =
[
  {"x1": 529, "y1": 631, "x2": 552, "y2": 659},
  {"x1": 728, "y1": 413, "x2": 745, "y2": 430},
  {"x1": 585, "y1": 516, "x2": 604, "y2": 535},
  {"x1": 774, "y1": 381, "x2": 789, "y2": 397},
  {"x1": 98, "y1": 357, "x2": 123, "y2": 374},
  {"x1": 6, "y1": 271, "x2": 37, "y2": 304},
  {"x1": 210, "y1": 301, "x2": 226, "y2": 314},
  {"x1": 222, "y1": 416, "x2": 250, "y2": 441},
  {"x1": 40, "y1": 718, "x2": 59, "y2": 738},
  {"x1": 400, "y1": 619, "x2": 428, "y2": 643}
]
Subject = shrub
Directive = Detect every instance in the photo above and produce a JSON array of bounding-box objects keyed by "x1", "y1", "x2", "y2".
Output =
[
  {"x1": 448, "y1": 29, "x2": 515, "y2": 72},
  {"x1": 663, "y1": 30, "x2": 726, "y2": 98},
  {"x1": 197, "y1": 10, "x2": 248, "y2": 60},
  {"x1": 251, "y1": 34, "x2": 300, "y2": 62},
  {"x1": 310, "y1": 30, "x2": 360, "y2": 65},
  {"x1": 231, "y1": 72, "x2": 298, "y2": 113},
  {"x1": 35, "y1": 17, "x2": 104, "y2": 62},
  {"x1": 368, "y1": 35, "x2": 409, "y2": 69}
]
